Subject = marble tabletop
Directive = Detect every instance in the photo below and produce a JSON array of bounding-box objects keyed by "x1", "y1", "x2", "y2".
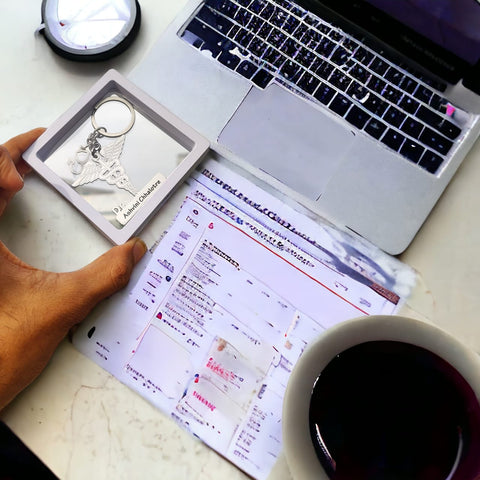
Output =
[{"x1": 1, "y1": 2, "x2": 480, "y2": 479}]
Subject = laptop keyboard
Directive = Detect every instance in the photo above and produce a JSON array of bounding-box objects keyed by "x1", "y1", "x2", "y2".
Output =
[{"x1": 180, "y1": 0, "x2": 466, "y2": 174}]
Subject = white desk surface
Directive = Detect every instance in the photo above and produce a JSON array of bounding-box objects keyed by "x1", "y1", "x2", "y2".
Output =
[{"x1": 1, "y1": 2, "x2": 480, "y2": 480}]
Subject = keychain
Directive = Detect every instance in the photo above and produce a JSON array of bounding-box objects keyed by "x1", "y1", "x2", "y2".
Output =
[{"x1": 68, "y1": 95, "x2": 137, "y2": 195}]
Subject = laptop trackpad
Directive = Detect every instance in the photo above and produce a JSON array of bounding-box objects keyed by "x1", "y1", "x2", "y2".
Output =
[{"x1": 218, "y1": 83, "x2": 356, "y2": 201}]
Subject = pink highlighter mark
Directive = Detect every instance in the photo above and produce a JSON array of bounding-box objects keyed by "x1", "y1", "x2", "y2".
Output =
[{"x1": 446, "y1": 104, "x2": 456, "y2": 117}]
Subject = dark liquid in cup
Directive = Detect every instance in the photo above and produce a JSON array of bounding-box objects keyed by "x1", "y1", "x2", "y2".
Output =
[{"x1": 309, "y1": 341, "x2": 480, "y2": 480}]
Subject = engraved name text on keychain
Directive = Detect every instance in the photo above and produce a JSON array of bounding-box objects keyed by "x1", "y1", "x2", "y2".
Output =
[{"x1": 68, "y1": 95, "x2": 137, "y2": 195}]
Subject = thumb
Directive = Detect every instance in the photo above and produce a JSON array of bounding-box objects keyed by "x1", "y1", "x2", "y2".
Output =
[
  {"x1": 64, "y1": 238, "x2": 147, "y2": 318},
  {"x1": 0, "y1": 145, "x2": 23, "y2": 192}
]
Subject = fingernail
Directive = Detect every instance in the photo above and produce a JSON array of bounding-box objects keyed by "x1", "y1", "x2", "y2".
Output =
[{"x1": 132, "y1": 238, "x2": 147, "y2": 264}]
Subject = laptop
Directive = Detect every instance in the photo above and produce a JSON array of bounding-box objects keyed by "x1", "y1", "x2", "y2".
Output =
[{"x1": 130, "y1": 0, "x2": 480, "y2": 254}]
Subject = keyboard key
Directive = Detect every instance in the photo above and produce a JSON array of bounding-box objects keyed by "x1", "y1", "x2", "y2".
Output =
[
  {"x1": 343, "y1": 38, "x2": 359, "y2": 53},
  {"x1": 414, "y1": 84, "x2": 434, "y2": 103},
  {"x1": 281, "y1": 38, "x2": 300, "y2": 57},
  {"x1": 349, "y1": 64, "x2": 370, "y2": 84},
  {"x1": 314, "y1": 83, "x2": 335, "y2": 104},
  {"x1": 416, "y1": 105, "x2": 443, "y2": 128},
  {"x1": 293, "y1": 22, "x2": 309, "y2": 41},
  {"x1": 382, "y1": 85, "x2": 403, "y2": 104},
  {"x1": 429, "y1": 94, "x2": 447, "y2": 111},
  {"x1": 248, "y1": 0, "x2": 265, "y2": 13},
  {"x1": 282, "y1": 14, "x2": 300, "y2": 33},
  {"x1": 354, "y1": 46, "x2": 374, "y2": 66},
  {"x1": 295, "y1": 46, "x2": 318, "y2": 68},
  {"x1": 247, "y1": 14, "x2": 264, "y2": 32},
  {"x1": 289, "y1": 4, "x2": 305, "y2": 16},
  {"x1": 184, "y1": 19, "x2": 228, "y2": 57},
  {"x1": 381, "y1": 128, "x2": 405, "y2": 151},
  {"x1": 419, "y1": 149, "x2": 443, "y2": 173},
  {"x1": 261, "y1": 45, "x2": 276, "y2": 63},
  {"x1": 198, "y1": 5, "x2": 234, "y2": 33},
  {"x1": 315, "y1": 37, "x2": 335, "y2": 57},
  {"x1": 250, "y1": 37, "x2": 267, "y2": 57},
  {"x1": 384, "y1": 66, "x2": 404, "y2": 85},
  {"x1": 363, "y1": 93, "x2": 388, "y2": 116},
  {"x1": 331, "y1": 46, "x2": 350, "y2": 66},
  {"x1": 314, "y1": 60, "x2": 334, "y2": 79},
  {"x1": 259, "y1": 2, "x2": 275, "y2": 20},
  {"x1": 271, "y1": 52, "x2": 287, "y2": 68},
  {"x1": 439, "y1": 120, "x2": 461, "y2": 140},
  {"x1": 280, "y1": 60, "x2": 302, "y2": 82},
  {"x1": 383, "y1": 106, "x2": 406, "y2": 128},
  {"x1": 400, "y1": 118, "x2": 424, "y2": 138},
  {"x1": 255, "y1": 22, "x2": 273, "y2": 36},
  {"x1": 347, "y1": 81, "x2": 369, "y2": 101},
  {"x1": 329, "y1": 93, "x2": 352, "y2": 116},
  {"x1": 257, "y1": 22, "x2": 272, "y2": 39},
  {"x1": 218, "y1": 50, "x2": 240, "y2": 69},
  {"x1": 303, "y1": 28, "x2": 323, "y2": 48},
  {"x1": 234, "y1": 28, "x2": 253, "y2": 47},
  {"x1": 311, "y1": 57, "x2": 325, "y2": 74},
  {"x1": 329, "y1": 30, "x2": 343, "y2": 42},
  {"x1": 399, "y1": 76, "x2": 418, "y2": 94},
  {"x1": 252, "y1": 69, "x2": 273, "y2": 88},
  {"x1": 400, "y1": 140, "x2": 425, "y2": 162},
  {"x1": 185, "y1": 17, "x2": 212, "y2": 40},
  {"x1": 268, "y1": 28, "x2": 287, "y2": 48},
  {"x1": 419, "y1": 128, "x2": 453, "y2": 155},
  {"x1": 236, "y1": 60, "x2": 257, "y2": 79},
  {"x1": 367, "y1": 76, "x2": 386, "y2": 94},
  {"x1": 304, "y1": 12, "x2": 318, "y2": 26},
  {"x1": 316, "y1": 22, "x2": 331, "y2": 35},
  {"x1": 313, "y1": 83, "x2": 337, "y2": 105},
  {"x1": 234, "y1": 7, "x2": 252, "y2": 26},
  {"x1": 346, "y1": 105, "x2": 371, "y2": 129},
  {"x1": 364, "y1": 118, "x2": 387, "y2": 139},
  {"x1": 270, "y1": 8, "x2": 290, "y2": 29},
  {"x1": 328, "y1": 70, "x2": 352, "y2": 91},
  {"x1": 399, "y1": 95, "x2": 419, "y2": 114},
  {"x1": 211, "y1": 0, "x2": 238, "y2": 17},
  {"x1": 297, "y1": 72, "x2": 320, "y2": 94},
  {"x1": 370, "y1": 57, "x2": 389, "y2": 75}
]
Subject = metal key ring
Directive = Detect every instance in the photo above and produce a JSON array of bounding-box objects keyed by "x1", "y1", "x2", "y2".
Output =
[{"x1": 91, "y1": 95, "x2": 136, "y2": 138}]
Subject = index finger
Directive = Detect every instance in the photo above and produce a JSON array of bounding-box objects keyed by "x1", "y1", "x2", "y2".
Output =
[{"x1": 2, "y1": 128, "x2": 45, "y2": 164}]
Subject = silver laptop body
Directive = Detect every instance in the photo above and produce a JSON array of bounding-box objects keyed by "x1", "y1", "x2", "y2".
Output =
[{"x1": 131, "y1": 0, "x2": 480, "y2": 254}]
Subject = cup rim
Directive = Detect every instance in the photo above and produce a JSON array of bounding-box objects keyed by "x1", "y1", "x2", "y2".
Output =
[{"x1": 282, "y1": 315, "x2": 480, "y2": 479}]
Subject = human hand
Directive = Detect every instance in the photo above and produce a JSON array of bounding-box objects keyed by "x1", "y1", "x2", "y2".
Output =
[
  {"x1": 0, "y1": 128, "x2": 44, "y2": 216},
  {"x1": 0, "y1": 238, "x2": 147, "y2": 410},
  {"x1": 0, "y1": 130, "x2": 148, "y2": 410}
]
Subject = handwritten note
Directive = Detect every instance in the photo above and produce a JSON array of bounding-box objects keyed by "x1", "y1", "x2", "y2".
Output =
[{"x1": 74, "y1": 158, "x2": 415, "y2": 479}]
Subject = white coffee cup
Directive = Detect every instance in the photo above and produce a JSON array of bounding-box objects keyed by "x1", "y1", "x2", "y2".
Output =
[{"x1": 282, "y1": 315, "x2": 480, "y2": 480}]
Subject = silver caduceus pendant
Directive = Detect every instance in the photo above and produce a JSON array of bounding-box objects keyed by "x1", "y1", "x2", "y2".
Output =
[{"x1": 68, "y1": 95, "x2": 137, "y2": 195}]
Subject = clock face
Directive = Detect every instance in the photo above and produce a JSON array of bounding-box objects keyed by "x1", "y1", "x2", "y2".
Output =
[{"x1": 41, "y1": 0, "x2": 141, "y2": 60}]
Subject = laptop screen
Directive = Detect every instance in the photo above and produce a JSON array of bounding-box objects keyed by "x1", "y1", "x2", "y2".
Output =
[
  {"x1": 300, "y1": 0, "x2": 480, "y2": 90},
  {"x1": 365, "y1": 0, "x2": 480, "y2": 66}
]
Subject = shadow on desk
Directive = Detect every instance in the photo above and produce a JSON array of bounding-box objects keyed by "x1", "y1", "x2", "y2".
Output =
[{"x1": 0, "y1": 422, "x2": 57, "y2": 479}]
